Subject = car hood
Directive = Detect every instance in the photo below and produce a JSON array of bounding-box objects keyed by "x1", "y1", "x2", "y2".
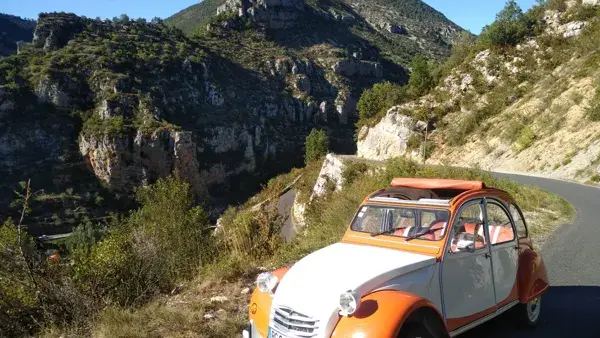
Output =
[{"x1": 270, "y1": 242, "x2": 436, "y2": 335}]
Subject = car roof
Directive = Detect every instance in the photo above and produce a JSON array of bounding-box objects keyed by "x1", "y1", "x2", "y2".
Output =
[{"x1": 364, "y1": 178, "x2": 511, "y2": 208}]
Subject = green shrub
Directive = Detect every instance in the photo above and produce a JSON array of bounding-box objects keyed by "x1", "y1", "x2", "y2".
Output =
[
  {"x1": 407, "y1": 134, "x2": 422, "y2": 151},
  {"x1": 82, "y1": 114, "x2": 126, "y2": 137},
  {"x1": 588, "y1": 85, "x2": 600, "y2": 121},
  {"x1": 546, "y1": 0, "x2": 568, "y2": 11},
  {"x1": 341, "y1": 161, "x2": 369, "y2": 186},
  {"x1": 423, "y1": 142, "x2": 436, "y2": 160},
  {"x1": 591, "y1": 173, "x2": 600, "y2": 182},
  {"x1": 357, "y1": 81, "x2": 408, "y2": 127},
  {"x1": 480, "y1": 0, "x2": 533, "y2": 47},
  {"x1": 305, "y1": 129, "x2": 329, "y2": 165},
  {"x1": 218, "y1": 203, "x2": 284, "y2": 262},
  {"x1": 72, "y1": 176, "x2": 212, "y2": 306},
  {"x1": 408, "y1": 55, "x2": 435, "y2": 97},
  {"x1": 515, "y1": 126, "x2": 536, "y2": 151}
]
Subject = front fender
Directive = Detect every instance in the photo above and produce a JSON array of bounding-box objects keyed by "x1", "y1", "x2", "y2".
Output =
[
  {"x1": 248, "y1": 266, "x2": 291, "y2": 337},
  {"x1": 518, "y1": 248, "x2": 549, "y2": 303},
  {"x1": 331, "y1": 290, "x2": 445, "y2": 338}
]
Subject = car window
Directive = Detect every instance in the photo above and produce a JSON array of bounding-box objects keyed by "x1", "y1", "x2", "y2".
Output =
[
  {"x1": 351, "y1": 205, "x2": 449, "y2": 240},
  {"x1": 509, "y1": 203, "x2": 528, "y2": 238},
  {"x1": 486, "y1": 202, "x2": 515, "y2": 245},
  {"x1": 449, "y1": 200, "x2": 486, "y2": 253}
]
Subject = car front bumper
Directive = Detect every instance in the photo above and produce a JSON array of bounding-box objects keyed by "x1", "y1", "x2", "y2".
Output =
[{"x1": 242, "y1": 321, "x2": 264, "y2": 338}]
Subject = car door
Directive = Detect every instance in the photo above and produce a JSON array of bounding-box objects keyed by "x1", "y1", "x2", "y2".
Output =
[
  {"x1": 442, "y1": 199, "x2": 496, "y2": 331},
  {"x1": 484, "y1": 199, "x2": 519, "y2": 308}
]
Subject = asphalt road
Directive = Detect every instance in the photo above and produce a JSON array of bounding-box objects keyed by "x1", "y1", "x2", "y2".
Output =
[{"x1": 278, "y1": 172, "x2": 600, "y2": 337}]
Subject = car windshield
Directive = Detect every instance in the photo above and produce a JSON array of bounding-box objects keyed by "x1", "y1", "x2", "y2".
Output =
[{"x1": 350, "y1": 205, "x2": 450, "y2": 241}]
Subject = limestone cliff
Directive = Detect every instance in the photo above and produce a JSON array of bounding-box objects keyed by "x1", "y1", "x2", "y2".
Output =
[{"x1": 356, "y1": 1, "x2": 600, "y2": 185}]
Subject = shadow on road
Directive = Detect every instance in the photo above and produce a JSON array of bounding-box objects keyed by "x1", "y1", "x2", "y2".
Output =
[{"x1": 460, "y1": 286, "x2": 600, "y2": 338}]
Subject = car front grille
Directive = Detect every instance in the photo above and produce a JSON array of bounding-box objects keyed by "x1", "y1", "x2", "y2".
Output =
[{"x1": 271, "y1": 306, "x2": 319, "y2": 337}]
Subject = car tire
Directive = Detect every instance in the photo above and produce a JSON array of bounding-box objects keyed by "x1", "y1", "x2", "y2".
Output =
[
  {"x1": 398, "y1": 322, "x2": 436, "y2": 338},
  {"x1": 514, "y1": 296, "x2": 542, "y2": 328}
]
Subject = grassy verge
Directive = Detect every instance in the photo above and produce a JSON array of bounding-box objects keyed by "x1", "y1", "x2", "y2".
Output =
[{"x1": 74, "y1": 157, "x2": 573, "y2": 338}]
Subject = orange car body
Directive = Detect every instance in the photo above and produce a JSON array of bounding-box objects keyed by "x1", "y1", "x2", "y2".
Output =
[{"x1": 244, "y1": 178, "x2": 549, "y2": 338}]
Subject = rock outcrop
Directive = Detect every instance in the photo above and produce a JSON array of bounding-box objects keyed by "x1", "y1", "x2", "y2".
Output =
[
  {"x1": 583, "y1": 0, "x2": 600, "y2": 6},
  {"x1": 332, "y1": 59, "x2": 383, "y2": 78},
  {"x1": 32, "y1": 13, "x2": 86, "y2": 51},
  {"x1": 357, "y1": 107, "x2": 417, "y2": 161},
  {"x1": 79, "y1": 130, "x2": 207, "y2": 197},
  {"x1": 216, "y1": 0, "x2": 305, "y2": 29}
]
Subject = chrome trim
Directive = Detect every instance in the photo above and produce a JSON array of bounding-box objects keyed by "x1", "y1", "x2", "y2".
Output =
[
  {"x1": 448, "y1": 300, "x2": 519, "y2": 337},
  {"x1": 271, "y1": 306, "x2": 319, "y2": 338}
]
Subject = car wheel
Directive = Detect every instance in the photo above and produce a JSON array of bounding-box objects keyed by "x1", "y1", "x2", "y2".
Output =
[
  {"x1": 398, "y1": 322, "x2": 436, "y2": 338},
  {"x1": 514, "y1": 296, "x2": 542, "y2": 328}
]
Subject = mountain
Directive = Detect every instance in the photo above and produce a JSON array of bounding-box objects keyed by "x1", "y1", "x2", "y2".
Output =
[
  {"x1": 0, "y1": 13, "x2": 36, "y2": 56},
  {"x1": 166, "y1": 0, "x2": 224, "y2": 34},
  {"x1": 0, "y1": 1, "x2": 466, "y2": 233},
  {"x1": 166, "y1": 0, "x2": 466, "y2": 66},
  {"x1": 356, "y1": 0, "x2": 600, "y2": 185}
]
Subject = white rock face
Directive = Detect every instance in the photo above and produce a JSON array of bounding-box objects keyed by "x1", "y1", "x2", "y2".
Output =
[
  {"x1": 560, "y1": 21, "x2": 587, "y2": 38},
  {"x1": 356, "y1": 108, "x2": 415, "y2": 161},
  {"x1": 312, "y1": 153, "x2": 345, "y2": 198},
  {"x1": 583, "y1": 0, "x2": 600, "y2": 6}
]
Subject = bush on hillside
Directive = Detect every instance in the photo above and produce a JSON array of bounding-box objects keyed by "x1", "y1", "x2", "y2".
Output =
[
  {"x1": 72, "y1": 176, "x2": 212, "y2": 306},
  {"x1": 480, "y1": 0, "x2": 533, "y2": 47},
  {"x1": 514, "y1": 125, "x2": 537, "y2": 151},
  {"x1": 408, "y1": 55, "x2": 435, "y2": 97},
  {"x1": 436, "y1": 31, "x2": 477, "y2": 78},
  {"x1": 357, "y1": 81, "x2": 408, "y2": 127},
  {"x1": 588, "y1": 85, "x2": 600, "y2": 121},
  {"x1": 218, "y1": 203, "x2": 284, "y2": 263},
  {"x1": 305, "y1": 129, "x2": 329, "y2": 164}
]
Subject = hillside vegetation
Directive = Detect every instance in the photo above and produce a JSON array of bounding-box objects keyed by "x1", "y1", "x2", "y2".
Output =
[
  {"x1": 167, "y1": 0, "x2": 466, "y2": 67},
  {"x1": 356, "y1": 0, "x2": 600, "y2": 185}
]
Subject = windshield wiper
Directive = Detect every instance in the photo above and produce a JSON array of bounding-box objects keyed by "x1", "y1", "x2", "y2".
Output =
[
  {"x1": 370, "y1": 227, "x2": 406, "y2": 237},
  {"x1": 405, "y1": 227, "x2": 439, "y2": 241}
]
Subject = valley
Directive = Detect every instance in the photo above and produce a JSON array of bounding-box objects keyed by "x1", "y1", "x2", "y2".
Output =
[{"x1": 1, "y1": 0, "x2": 600, "y2": 337}]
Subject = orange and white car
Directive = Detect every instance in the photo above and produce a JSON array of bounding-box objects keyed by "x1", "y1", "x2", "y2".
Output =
[{"x1": 243, "y1": 178, "x2": 548, "y2": 338}]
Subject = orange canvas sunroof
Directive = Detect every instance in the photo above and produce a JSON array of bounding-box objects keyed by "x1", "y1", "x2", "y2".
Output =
[{"x1": 390, "y1": 178, "x2": 486, "y2": 191}]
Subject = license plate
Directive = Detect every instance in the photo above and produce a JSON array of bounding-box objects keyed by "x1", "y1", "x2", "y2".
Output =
[{"x1": 268, "y1": 327, "x2": 289, "y2": 338}]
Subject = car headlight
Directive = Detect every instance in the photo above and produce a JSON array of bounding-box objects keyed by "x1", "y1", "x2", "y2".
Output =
[
  {"x1": 339, "y1": 290, "x2": 361, "y2": 316},
  {"x1": 256, "y1": 272, "x2": 279, "y2": 294}
]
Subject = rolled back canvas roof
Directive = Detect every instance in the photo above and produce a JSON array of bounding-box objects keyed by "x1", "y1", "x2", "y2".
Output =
[{"x1": 390, "y1": 178, "x2": 485, "y2": 191}]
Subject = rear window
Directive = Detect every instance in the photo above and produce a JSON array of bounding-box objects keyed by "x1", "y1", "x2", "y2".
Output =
[{"x1": 351, "y1": 205, "x2": 450, "y2": 241}]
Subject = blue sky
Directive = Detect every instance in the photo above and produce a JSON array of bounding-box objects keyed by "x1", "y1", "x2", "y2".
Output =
[
  {"x1": 423, "y1": 0, "x2": 538, "y2": 33},
  {"x1": 2, "y1": 0, "x2": 537, "y2": 34}
]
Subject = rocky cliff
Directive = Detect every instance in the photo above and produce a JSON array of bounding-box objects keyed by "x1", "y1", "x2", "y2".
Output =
[
  {"x1": 1, "y1": 0, "x2": 464, "y2": 232},
  {"x1": 168, "y1": 0, "x2": 467, "y2": 67},
  {"x1": 356, "y1": 1, "x2": 600, "y2": 185}
]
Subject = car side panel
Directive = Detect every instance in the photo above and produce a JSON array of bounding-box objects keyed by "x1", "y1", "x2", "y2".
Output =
[
  {"x1": 331, "y1": 290, "x2": 446, "y2": 338},
  {"x1": 517, "y1": 248, "x2": 549, "y2": 303}
]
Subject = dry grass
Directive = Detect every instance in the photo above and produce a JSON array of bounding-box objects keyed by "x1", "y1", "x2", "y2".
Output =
[{"x1": 90, "y1": 276, "x2": 255, "y2": 338}]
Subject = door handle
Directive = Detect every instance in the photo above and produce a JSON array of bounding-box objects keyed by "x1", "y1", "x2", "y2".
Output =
[{"x1": 484, "y1": 252, "x2": 491, "y2": 259}]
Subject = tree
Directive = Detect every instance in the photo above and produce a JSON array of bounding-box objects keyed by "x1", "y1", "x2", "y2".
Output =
[
  {"x1": 118, "y1": 14, "x2": 130, "y2": 23},
  {"x1": 357, "y1": 82, "x2": 407, "y2": 123},
  {"x1": 305, "y1": 129, "x2": 329, "y2": 164},
  {"x1": 408, "y1": 55, "x2": 434, "y2": 97},
  {"x1": 480, "y1": 0, "x2": 533, "y2": 47}
]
